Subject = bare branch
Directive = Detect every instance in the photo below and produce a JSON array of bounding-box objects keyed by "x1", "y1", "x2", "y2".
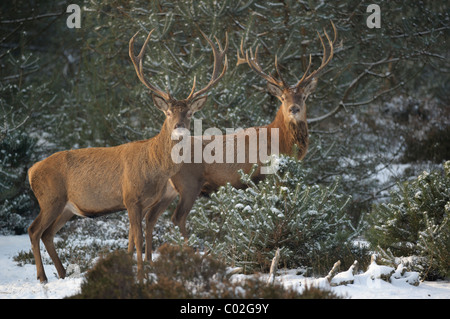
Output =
[
  {"x1": 343, "y1": 81, "x2": 404, "y2": 107},
  {"x1": 308, "y1": 55, "x2": 403, "y2": 124},
  {"x1": 0, "y1": 12, "x2": 65, "y2": 24}
]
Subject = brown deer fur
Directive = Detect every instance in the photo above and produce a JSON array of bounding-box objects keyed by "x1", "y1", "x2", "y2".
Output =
[
  {"x1": 27, "y1": 29, "x2": 227, "y2": 283},
  {"x1": 142, "y1": 81, "x2": 316, "y2": 257},
  {"x1": 141, "y1": 23, "x2": 336, "y2": 259}
]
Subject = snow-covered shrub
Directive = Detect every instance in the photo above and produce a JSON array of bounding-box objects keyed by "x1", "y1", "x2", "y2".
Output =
[
  {"x1": 367, "y1": 161, "x2": 450, "y2": 279},
  {"x1": 0, "y1": 131, "x2": 37, "y2": 235},
  {"x1": 54, "y1": 212, "x2": 130, "y2": 272},
  {"x1": 177, "y1": 156, "x2": 364, "y2": 274},
  {"x1": 0, "y1": 195, "x2": 32, "y2": 235}
]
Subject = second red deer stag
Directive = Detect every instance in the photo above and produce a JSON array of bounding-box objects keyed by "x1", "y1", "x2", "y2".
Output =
[
  {"x1": 27, "y1": 29, "x2": 228, "y2": 282},
  {"x1": 139, "y1": 22, "x2": 337, "y2": 258}
]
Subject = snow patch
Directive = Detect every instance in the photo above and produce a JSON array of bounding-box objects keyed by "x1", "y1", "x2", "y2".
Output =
[{"x1": 0, "y1": 235, "x2": 449, "y2": 299}]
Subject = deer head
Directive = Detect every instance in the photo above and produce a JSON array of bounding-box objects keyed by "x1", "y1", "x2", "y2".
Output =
[
  {"x1": 237, "y1": 21, "x2": 337, "y2": 126},
  {"x1": 129, "y1": 29, "x2": 228, "y2": 137}
]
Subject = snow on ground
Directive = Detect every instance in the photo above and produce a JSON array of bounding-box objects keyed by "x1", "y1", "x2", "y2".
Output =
[
  {"x1": 0, "y1": 235, "x2": 449, "y2": 299},
  {"x1": 0, "y1": 235, "x2": 82, "y2": 299},
  {"x1": 275, "y1": 269, "x2": 449, "y2": 299}
]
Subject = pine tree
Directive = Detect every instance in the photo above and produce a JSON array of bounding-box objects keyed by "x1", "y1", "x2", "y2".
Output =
[
  {"x1": 0, "y1": 131, "x2": 37, "y2": 234},
  {"x1": 367, "y1": 161, "x2": 450, "y2": 279},
  {"x1": 170, "y1": 156, "x2": 363, "y2": 274}
]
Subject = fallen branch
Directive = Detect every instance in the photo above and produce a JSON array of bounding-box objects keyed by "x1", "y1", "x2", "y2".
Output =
[
  {"x1": 225, "y1": 267, "x2": 243, "y2": 278},
  {"x1": 325, "y1": 260, "x2": 341, "y2": 283},
  {"x1": 267, "y1": 248, "x2": 280, "y2": 285},
  {"x1": 326, "y1": 257, "x2": 420, "y2": 287},
  {"x1": 330, "y1": 260, "x2": 358, "y2": 286}
]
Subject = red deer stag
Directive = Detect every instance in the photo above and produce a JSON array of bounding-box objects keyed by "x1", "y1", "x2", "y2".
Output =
[
  {"x1": 27, "y1": 29, "x2": 228, "y2": 282},
  {"x1": 140, "y1": 22, "x2": 337, "y2": 259}
]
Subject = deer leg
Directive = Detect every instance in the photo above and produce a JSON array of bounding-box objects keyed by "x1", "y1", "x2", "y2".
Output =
[
  {"x1": 127, "y1": 204, "x2": 145, "y2": 282},
  {"x1": 144, "y1": 186, "x2": 178, "y2": 261},
  {"x1": 126, "y1": 182, "x2": 178, "y2": 261},
  {"x1": 41, "y1": 209, "x2": 73, "y2": 279},
  {"x1": 171, "y1": 181, "x2": 202, "y2": 240},
  {"x1": 127, "y1": 224, "x2": 134, "y2": 254},
  {"x1": 144, "y1": 202, "x2": 168, "y2": 262},
  {"x1": 28, "y1": 201, "x2": 65, "y2": 283}
]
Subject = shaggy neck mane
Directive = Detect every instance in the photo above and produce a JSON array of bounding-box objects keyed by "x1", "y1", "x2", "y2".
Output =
[{"x1": 268, "y1": 107, "x2": 309, "y2": 160}]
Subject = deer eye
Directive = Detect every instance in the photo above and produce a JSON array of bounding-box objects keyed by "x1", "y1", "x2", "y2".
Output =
[
  {"x1": 166, "y1": 110, "x2": 172, "y2": 117},
  {"x1": 186, "y1": 111, "x2": 192, "y2": 118}
]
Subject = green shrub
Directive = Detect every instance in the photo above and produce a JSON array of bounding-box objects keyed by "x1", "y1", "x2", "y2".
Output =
[
  {"x1": 170, "y1": 156, "x2": 366, "y2": 275},
  {"x1": 0, "y1": 131, "x2": 37, "y2": 235},
  {"x1": 367, "y1": 161, "x2": 450, "y2": 279}
]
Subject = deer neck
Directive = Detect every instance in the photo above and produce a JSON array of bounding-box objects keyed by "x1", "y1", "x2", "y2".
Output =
[
  {"x1": 269, "y1": 106, "x2": 309, "y2": 160},
  {"x1": 148, "y1": 120, "x2": 181, "y2": 172}
]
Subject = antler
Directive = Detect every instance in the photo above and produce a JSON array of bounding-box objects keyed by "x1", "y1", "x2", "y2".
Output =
[
  {"x1": 130, "y1": 29, "x2": 228, "y2": 102},
  {"x1": 237, "y1": 21, "x2": 337, "y2": 89},
  {"x1": 237, "y1": 38, "x2": 285, "y2": 88},
  {"x1": 129, "y1": 29, "x2": 172, "y2": 101},
  {"x1": 295, "y1": 21, "x2": 337, "y2": 88},
  {"x1": 186, "y1": 31, "x2": 229, "y2": 101}
]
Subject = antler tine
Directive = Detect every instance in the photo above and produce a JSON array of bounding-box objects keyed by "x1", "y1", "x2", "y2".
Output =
[
  {"x1": 129, "y1": 29, "x2": 171, "y2": 101},
  {"x1": 187, "y1": 76, "x2": 197, "y2": 100},
  {"x1": 274, "y1": 55, "x2": 288, "y2": 87},
  {"x1": 243, "y1": 44, "x2": 284, "y2": 88},
  {"x1": 296, "y1": 20, "x2": 337, "y2": 88},
  {"x1": 295, "y1": 54, "x2": 312, "y2": 86},
  {"x1": 236, "y1": 37, "x2": 248, "y2": 66},
  {"x1": 237, "y1": 39, "x2": 285, "y2": 88},
  {"x1": 294, "y1": 32, "x2": 327, "y2": 87},
  {"x1": 186, "y1": 31, "x2": 229, "y2": 101}
]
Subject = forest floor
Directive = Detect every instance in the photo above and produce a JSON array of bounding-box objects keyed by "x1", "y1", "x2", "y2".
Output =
[{"x1": 0, "y1": 235, "x2": 449, "y2": 299}]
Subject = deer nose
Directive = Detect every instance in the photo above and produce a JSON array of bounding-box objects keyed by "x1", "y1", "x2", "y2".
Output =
[{"x1": 290, "y1": 106, "x2": 300, "y2": 114}]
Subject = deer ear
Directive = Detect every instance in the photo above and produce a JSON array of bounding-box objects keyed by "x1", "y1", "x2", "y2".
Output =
[
  {"x1": 152, "y1": 94, "x2": 169, "y2": 112},
  {"x1": 302, "y1": 78, "x2": 318, "y2": 97},
  {"x1": 267, "y1": 82, "x2": 283, "y2": 97},
  {"x1": 189, "y1": 96, "x2": 208, "y2": 113}
]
